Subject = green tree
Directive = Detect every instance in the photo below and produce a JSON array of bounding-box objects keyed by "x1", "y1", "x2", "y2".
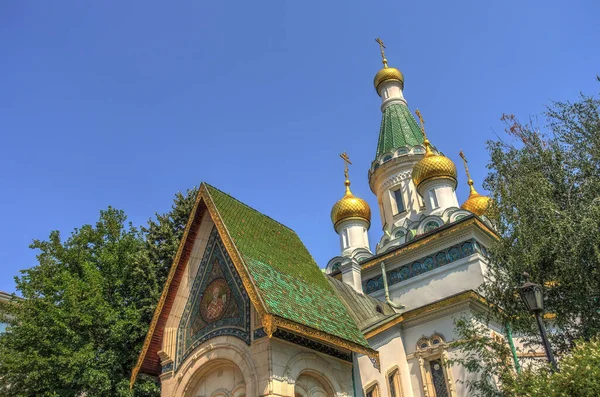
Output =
[
  {"x1": 451, "y1": 81, "x2": 600, "y2": 395},
  {"x1": 503, "y1": 337, "x2": 600, "y2": 397},
  {"x1": 0, "y1": 187, "x2": 198, "y2": 397}
]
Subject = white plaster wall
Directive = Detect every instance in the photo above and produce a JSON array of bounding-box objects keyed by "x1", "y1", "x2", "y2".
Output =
[
  {"x1": 160, "y1": 335, "x2": 266, "y2": 397},
  {"x1": 379, "y1": 80, "x2": 407, "y2": 110},
  {"x1": 418, "y1": 179, "x2": 459, "y2": 215},
  {"x1": 270, "y1": 339, "x2": 354, "y2": 397},
  {"x1": 355, "y1": 331, "x2": 414, "y2": 397},
  {"x1": 337, "y1": 219, "x2": 370, "y2": 256},
  {"x1": 402, "y1": 308, "x2": 491, "y2": 397},
  {"x1": 370, "y1": 160, "x2": 423, "y2": 232},
  {"x1": 370, "y1": 255, "x2": 487, "y2": 311}
]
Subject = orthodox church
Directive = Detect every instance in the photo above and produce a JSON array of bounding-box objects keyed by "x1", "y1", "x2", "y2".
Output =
[{"x1": 131, "y1": 40, "x2": 496, "y2": 397}]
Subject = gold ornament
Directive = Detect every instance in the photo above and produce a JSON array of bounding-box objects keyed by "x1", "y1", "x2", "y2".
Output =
[
  {"x1": 331, "y1": 152, "x2": 371, "y2": 229},
  {"x1": 373, "y1": 38, "x2": 404, "y2": 92},
  {"x1": 459, "y1": 150, "x2": 491, "y2": 216},
  {"x1": 411, "y1": 109, "x2": 457, "y2": 190}
]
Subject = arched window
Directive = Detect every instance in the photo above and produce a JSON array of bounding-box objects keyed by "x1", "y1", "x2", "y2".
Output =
[
  {"x1": 424, "y1": 221, "x2": 439, "y2": 233},
  {"x1": 364, "y1": 382, "x2": 380, "y2": 397},
  {"x1": 431, "y1": 334, "x2": 445, "y2": 345},
  {"x1": 417, "y1": 338, "x2": 430, "y2": 350},
  {"x1": 394, "y1": 229, "x2": 406, "y2": 239}
]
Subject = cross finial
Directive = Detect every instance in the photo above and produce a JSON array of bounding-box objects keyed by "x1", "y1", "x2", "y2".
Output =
[
  {"x1": 459, "y1": 150, "x2": 476, "y2": 190},
  {"x1": 415, "y1": 109, "x2": 428, "y2": 139},
  {"x1": 375, "y1": 38, "x2": 388, "y2": 68},
  {"x1": 340, "y1": 152, "x2": 352, "y2": 181}
]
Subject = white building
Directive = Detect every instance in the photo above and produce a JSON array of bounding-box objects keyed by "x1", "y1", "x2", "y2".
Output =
[{"x1": 131, "y1": 41, "x2": 498, "y2": 397}]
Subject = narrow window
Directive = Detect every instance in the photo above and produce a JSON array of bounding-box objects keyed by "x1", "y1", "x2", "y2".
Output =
[
  {"x1": 388, "y1": 370, "x2": 401, "y2": 397},
  {"x1": 429, "y1": 359, "x2": 450, "y2": 397},
  {"x1": 429, "y1": 189, "x2": 439, "y2": 209},
  {"x1": 365, "y1": 385, "x2": 378, "y2": 397},
  {"x1": 393, "y1": 189, "x2": 405, "y2": 214},
  {"x1": 342, "y1": 229, "x2": 349, "y2": 249}
]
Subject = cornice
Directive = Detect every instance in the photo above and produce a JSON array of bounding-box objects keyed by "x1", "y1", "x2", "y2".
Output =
[
  {"x1": 361, "y1": 217, "x2": 497, "y2": 272},
  {"x1": 265, "y1": 314, "x2": 380, "y2": 366},
  {"x1": 360, "y1": 290, "x2": 487, "y2": 342}
]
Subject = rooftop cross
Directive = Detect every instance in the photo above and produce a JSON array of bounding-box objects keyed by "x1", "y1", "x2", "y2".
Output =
[
  {"x1": 459, "y1": 150, "x2": 474, "y2": 186},
  {"x1": 340, "y1": 151, "x2": 352, "y2": 180},
  {"x1": 375, "y1": 38, "x2": 388, "y2": 68},
  {"x1": 415, "y1": 109, "x2": 428, "y2": 140}
]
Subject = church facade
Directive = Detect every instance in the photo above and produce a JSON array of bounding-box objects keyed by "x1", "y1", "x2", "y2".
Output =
[{"x1": 131, "y1": 41, "x2": 498, "y2": 397}]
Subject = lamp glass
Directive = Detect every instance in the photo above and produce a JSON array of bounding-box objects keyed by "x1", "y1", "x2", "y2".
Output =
[{"x1": 520, "y1": 284, "x2": 544, "y2": 313}]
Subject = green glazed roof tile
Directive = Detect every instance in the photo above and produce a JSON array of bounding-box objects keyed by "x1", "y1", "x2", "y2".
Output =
[
  {"x1": 205, "y1": 184, "x2": 370, "y2": 348},
  {"x1": 376, "y1": 103, "x2": 424, "y2": 158}
]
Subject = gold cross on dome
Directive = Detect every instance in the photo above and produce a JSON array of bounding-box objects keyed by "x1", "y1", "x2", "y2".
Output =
[
  {"x1": 340, "y1": 152, "x2": 352, "y2": 179},
  {"x1": 459, "y1": 150, "x2": 472, "y2": 180},
  {"x1": 375, "y1": 38, "x2": 388, "y2": 67},
  {"x1": 415, "y1": 108, "x2": 429, "y2": 141}
]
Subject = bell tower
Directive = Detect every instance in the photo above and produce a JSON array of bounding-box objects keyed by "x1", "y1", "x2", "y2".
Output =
[{"x1": 368, "y1": 38, "x2": 426, "y2": 233}]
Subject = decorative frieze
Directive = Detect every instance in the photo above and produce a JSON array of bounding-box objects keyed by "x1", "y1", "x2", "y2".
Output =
[
  {"x1": 253, "y1": 327, "x2": 352, "y2": 362},
  {"x1": 363, "y1": 238, "x2": 487, "y2": 293}
]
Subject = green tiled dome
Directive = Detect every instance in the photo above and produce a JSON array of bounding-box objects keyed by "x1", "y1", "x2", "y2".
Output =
[{"x1": 375, "y1": 103, "x2": 424, "y2": 159}]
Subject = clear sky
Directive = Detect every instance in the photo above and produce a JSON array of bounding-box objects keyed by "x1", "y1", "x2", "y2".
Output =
[{"x1": 1, "y1": 1, "x2": 598, "y2": 293}]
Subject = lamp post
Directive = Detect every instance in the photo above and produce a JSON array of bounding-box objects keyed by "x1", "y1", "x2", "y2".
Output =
[{"x1": 518, "y1": 272, "x2": 558, "y2": 372}]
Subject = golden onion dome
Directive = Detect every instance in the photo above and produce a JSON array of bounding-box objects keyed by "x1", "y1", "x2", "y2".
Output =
[
  {"x1": 461, "y1": 180, "x2": 491, "y2": 216},
  {"x1": 412, "y1": 138, "x2": 458, "y2": 190},
  {"x1": 373, "y1": 66, "x2": 404, "y2": 93},
  {"x1": 331, "y1": 179, "x2": 371, "y2": 230}
]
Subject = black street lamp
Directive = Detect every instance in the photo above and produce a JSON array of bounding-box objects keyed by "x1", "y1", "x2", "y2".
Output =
[{"x1": 518, "y1": 272, "x2": 558, "y2": 372}]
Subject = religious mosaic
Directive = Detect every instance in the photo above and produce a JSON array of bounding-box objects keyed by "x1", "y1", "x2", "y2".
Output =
[{"x1": 176, "y1": 227, "x2": 250, "y2": 370}]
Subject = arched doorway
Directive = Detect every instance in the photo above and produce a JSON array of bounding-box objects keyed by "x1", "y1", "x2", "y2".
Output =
[
  {"x1": 294, "y1": 371, "x2": 335, "y2": 397},
  {"x1": 186, "y1": 360, "x2": 246, "y2": 397}
]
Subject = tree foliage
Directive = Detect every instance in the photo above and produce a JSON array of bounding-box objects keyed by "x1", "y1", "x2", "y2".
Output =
[
  {"x1": 0, "y1": 187, "x2": 198, "y2": 397},
  {"x1": 451, "y1": 81, "x2": 600, "y2": 395}
]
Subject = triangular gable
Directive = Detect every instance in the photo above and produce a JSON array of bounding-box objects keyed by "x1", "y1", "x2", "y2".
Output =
[
  {"x1": 176, "y1": 226, "x2": 251, "y2": 370},
  {"x1": 131, "y1": 183, "x2": 378, "y2": 386}
]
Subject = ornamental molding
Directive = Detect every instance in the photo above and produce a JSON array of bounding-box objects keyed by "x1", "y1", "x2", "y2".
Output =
[
  {"x1": 361, "y1": 217, "x2": 495, "y2": 272},
  {"x1": 363, "y1": 229, "x2": 482, "y2": 281},
  {"x1": 376, "y1": 169, "x2": 413, "y2": 196}
]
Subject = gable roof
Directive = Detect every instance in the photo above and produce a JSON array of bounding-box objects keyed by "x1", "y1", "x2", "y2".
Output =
[{"x1": 131, "y1": 183, "x2": 377, "y2": 386}]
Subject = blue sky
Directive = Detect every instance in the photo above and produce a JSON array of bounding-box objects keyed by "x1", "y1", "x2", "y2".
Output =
[{"x1": 1, "y1": 1, "x2": 598, "y2": 293}]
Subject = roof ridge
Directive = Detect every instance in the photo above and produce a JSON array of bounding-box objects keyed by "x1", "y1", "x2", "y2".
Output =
[{"x1": 203, "y1": 183, "x2": 295, "y2": 233}]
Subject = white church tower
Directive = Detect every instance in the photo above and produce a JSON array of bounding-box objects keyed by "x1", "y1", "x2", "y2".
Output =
[{"x1": 367, "y1": 39, "x2": 461, "y2": 253}]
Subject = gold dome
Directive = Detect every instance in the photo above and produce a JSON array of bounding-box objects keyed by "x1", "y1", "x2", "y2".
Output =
[
  {"x1": 458, "y1": 150, "x2": 491, "y2": 216},
  {"x1": 412, "y1": 139, "x2": 458, "y2": 190},
  {"x1": 331, "y1": 179, "x2": 371, "y2": 230},
  {"x1": 374, "y1": 66, "x2": 404, "y2": 92},
  {"x1": 461, "y1": 181, "x2": 491, "y2": 216}
]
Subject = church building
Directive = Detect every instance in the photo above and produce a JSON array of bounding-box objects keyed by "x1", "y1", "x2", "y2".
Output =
[{"x1": 131, "y1": 40, "x2": 497, "y2": 397}]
